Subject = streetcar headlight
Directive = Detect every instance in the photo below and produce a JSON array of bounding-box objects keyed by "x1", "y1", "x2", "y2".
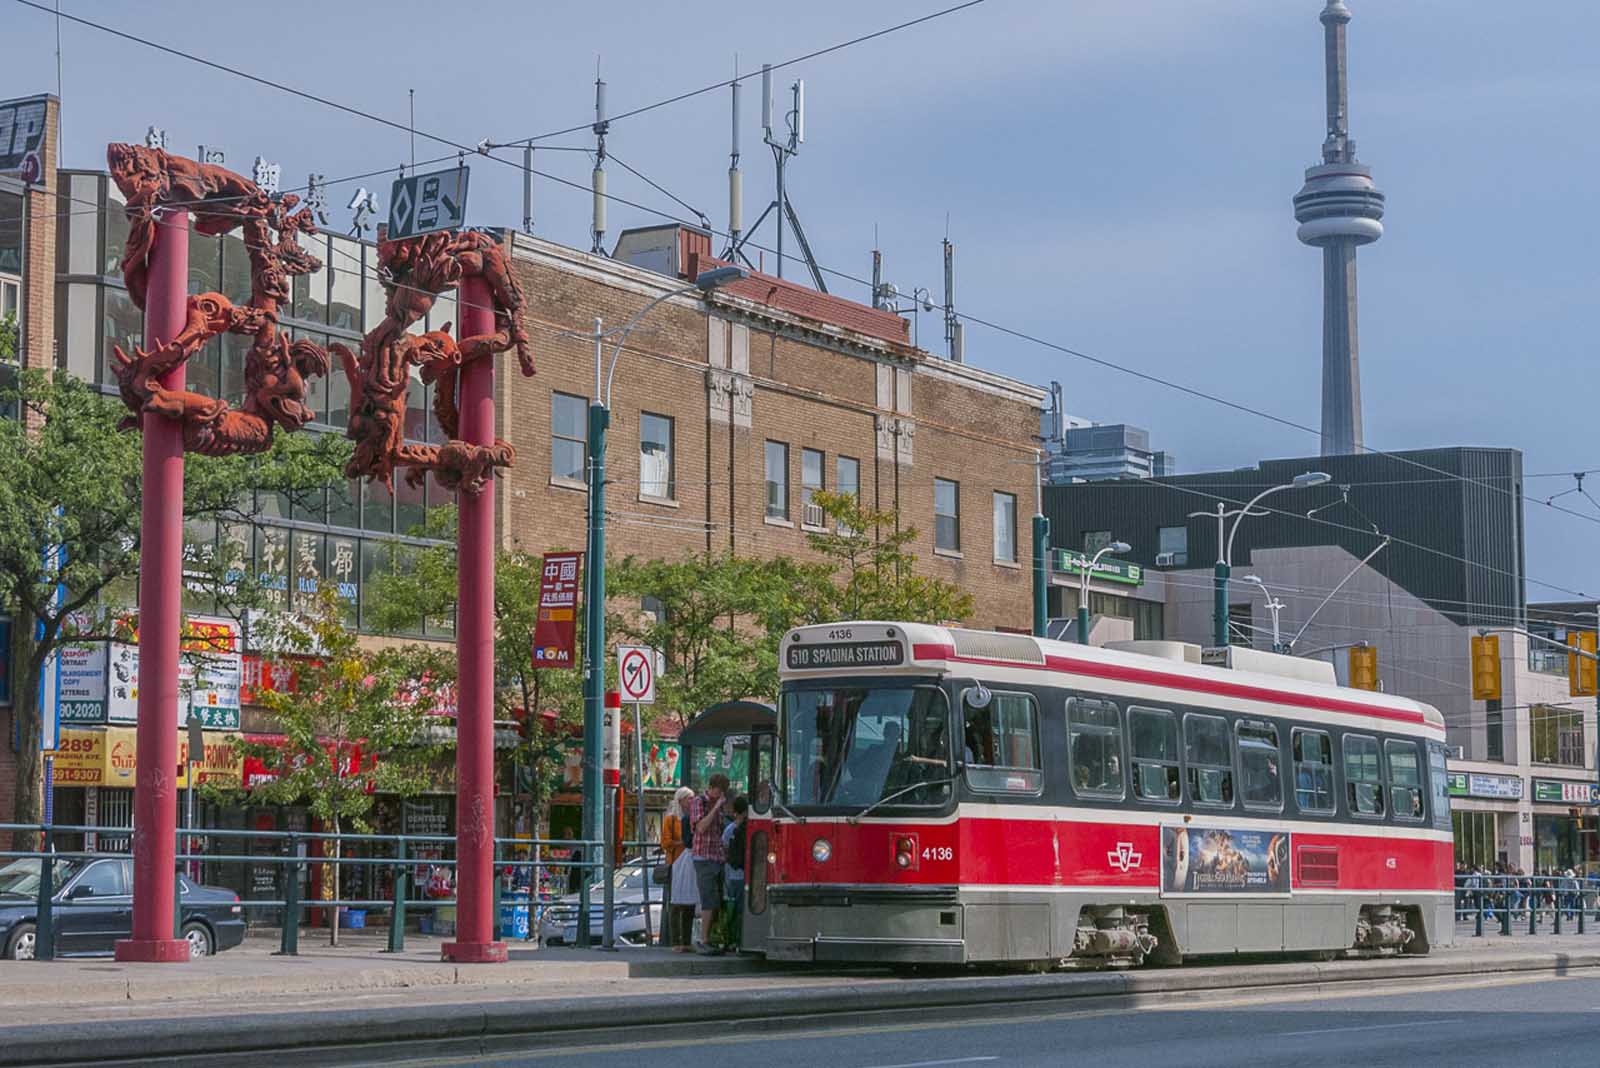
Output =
[{"x1": 812, "y1": 838, "x2": 832, "y2": 864}]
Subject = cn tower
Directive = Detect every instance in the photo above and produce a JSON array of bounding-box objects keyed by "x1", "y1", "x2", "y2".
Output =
[{"x1": 1293, "y1": 0, "x2": 1385, "y2": 457}]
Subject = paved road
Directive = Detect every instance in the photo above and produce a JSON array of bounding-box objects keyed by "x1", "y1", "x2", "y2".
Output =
[{"x1": 360, "y1": 970, "x2": 1600, "y2": 1068}]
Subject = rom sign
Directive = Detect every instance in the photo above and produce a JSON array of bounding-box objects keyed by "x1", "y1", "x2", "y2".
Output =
[{"x1": 387, "y1": 165, "x2": 469, "y2": 239}]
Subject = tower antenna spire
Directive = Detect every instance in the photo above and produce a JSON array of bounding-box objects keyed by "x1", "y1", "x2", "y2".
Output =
[{"x1": 1294, "y1": 0, "x2": 1384, "y2": 457}]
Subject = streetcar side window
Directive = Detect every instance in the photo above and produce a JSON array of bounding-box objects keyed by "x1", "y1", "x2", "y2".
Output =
[
  {"x1": 1343, "y1": 733, "x2": 1385, "y2": 817},
  {"x1": 1129, "y1": 707, "x2": 1180, "y2": 804},
  {"x1": 1067, "y1": 697, "x2": 1124, "y2": 800},
  {"x1": 1236, "y1": 720, "x2": 1282, "y2": 812},
  {"x1": 1184, "y1": 714, "x2": 1234, "y2": 808},
  {"x1": 1291, "y1": 728, "x2": 1336, "y2": 815},
  {"x1": 1385, "y1": 739, "x2": 1424, "y2": 822},
  {"x1": 963, "y1": 691, "x2": 1042, "y2": 794}
]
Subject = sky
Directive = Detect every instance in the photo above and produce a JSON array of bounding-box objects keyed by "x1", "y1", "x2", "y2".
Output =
[{"x1": 10, "y1": 0, "x2": 1600, "y2": 598}]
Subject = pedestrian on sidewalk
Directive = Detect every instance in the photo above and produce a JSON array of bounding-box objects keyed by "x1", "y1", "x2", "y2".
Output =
[
  {"x1": 689, "y1": 773, "x2": 731, "y2": 955},
  {"x1": 662, "y1": 786, "x2": 696, "y2": 953},
  {"x1": 718, "y1": 795, "x2": 750, "y2": 950}
]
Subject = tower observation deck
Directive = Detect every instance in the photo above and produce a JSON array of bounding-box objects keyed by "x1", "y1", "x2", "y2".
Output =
[{"x1": 1293, "y1": 0, "x2": 1384, "y2": 457}]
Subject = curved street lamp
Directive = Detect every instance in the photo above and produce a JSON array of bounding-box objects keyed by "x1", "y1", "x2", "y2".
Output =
[
  {"x1": 1077, "y1": 540, "x2": 1131, "y2": 645},
  {"x1": 1241, "y1": 574, "x2": 1286, "y2": 652},
  {"x1": 1190, "y1": 471, "x2": 1330, "y2": 648}
]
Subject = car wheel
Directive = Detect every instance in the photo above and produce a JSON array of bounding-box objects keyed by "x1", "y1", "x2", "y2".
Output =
[
  {"x1": 5, "y1": 923, "x2": 36, "y2": 961},
  {"x1": 181, "y1": 922, "x2": 213, "y2": 959}
]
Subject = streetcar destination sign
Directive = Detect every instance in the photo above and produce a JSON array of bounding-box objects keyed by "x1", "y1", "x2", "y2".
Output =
[{"x1": 786, "y1": 640, "x2": 905, "y2": 670}]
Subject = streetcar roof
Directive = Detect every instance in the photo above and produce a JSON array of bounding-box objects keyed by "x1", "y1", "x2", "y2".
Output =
[{"x1": 779, "y1": 621, "x2": 1445, "y2": 734}]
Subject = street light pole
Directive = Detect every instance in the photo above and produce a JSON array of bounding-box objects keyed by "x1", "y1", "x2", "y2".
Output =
[
  {"x1": 1031, "y1": 449, "x2": 1048, "y2": 638},
  {"x1": 1077, "y1": 541, "x2": 1131, "y2": 645},
  {"x1": 576, "y1": 266, "x2": 746, "y2": 945},
  {"x1": 1242, "y1": 575, "x2": 1285, "y2": 652},
  {"x1": 1191, "y1": 471, "x2": 1330, "y2": 649}
]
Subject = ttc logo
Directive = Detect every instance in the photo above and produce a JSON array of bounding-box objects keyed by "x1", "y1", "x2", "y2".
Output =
[{"x1": 1107, "y1": 841, "x2": 1143, "y2": 873}]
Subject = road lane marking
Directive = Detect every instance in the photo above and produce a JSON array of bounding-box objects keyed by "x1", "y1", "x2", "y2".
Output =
[
  {"x1": 1279, "y1": 1017, "x2": 1468, "y2": 1038},
  {"x1": 863, "y1": 1059, "x2": 998, "y2": 1068}
]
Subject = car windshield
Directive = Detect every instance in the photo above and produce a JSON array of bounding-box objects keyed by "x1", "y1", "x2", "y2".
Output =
[
  {"x1": 0, "y1": 858, "x2": 83, "y2": 898},
  {"x1": 587, "y1": 865, "x2": 645, "y2": 895},
  {"x1": 782, "y1": 684, "x2": 951, "y2": 808}
]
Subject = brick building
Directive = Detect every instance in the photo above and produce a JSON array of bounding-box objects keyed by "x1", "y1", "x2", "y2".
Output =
[{"x1": 500, "y1": 224, "x2": 1045, "y2": 628}]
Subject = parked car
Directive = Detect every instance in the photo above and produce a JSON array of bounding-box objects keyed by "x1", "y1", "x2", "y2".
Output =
[
  {"x1": 539, "y1": 860, "x2": 666, "y2": 947},
  {"x1": 0, "y1": 856, "x2": 246, "y2": 960}
]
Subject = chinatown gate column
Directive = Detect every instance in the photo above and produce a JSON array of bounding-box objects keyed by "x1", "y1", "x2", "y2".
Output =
[
  {"x1": 442, "y1": 274, "x2": 508, "y2": 963},
  {"x1": 115, "y1": 208, "x2": 191, "y2": 963}
]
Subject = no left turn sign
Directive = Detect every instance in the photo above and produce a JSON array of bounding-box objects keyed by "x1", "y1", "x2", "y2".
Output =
[{"x1": 617, "y1": 645, "x2": 656, "y2": 704}]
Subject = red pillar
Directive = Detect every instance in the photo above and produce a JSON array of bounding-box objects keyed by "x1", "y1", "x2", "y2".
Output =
[
  {"x1": 116, "y1": 209, "x2": 191, "y2": 963},
  {"x1": 441, "y1": 275, "x2": 507, "y2": 963}
]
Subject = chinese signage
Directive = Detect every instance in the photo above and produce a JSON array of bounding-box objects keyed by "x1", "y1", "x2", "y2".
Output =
[
  {"x1": 1447, "y1": 771, "x2": 1524, "y2": 800},
  {"x1": 1162, "y1": 826, "x2": 1290, "y2": 894},
  {"x1": 1532, "y1": 779, "x2": 1600, "y2": 805},
  {"x1": 1054, "y1": 551, "x2": 1144, "y2": 586},
  {"x1": 532, "y1": 551, "x2": 583, "y2": 669},
  {"x1": 239, "y1": 654, "x2": 304, "y2": 705},
  {"x1": 180, "y1": 617, "x2": 242, "y2": 730},
  {"x1": 106, "y1": 643, "x2": 139, "y2": 723}
]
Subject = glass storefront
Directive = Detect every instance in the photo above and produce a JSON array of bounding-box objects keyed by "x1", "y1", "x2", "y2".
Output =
[
  {"x1": 1534, "y1": 813, "x2": 1599, "y2": 874},
  {"x1": 1452, "y1": 809, "x2": 1502, "y2": 869}
]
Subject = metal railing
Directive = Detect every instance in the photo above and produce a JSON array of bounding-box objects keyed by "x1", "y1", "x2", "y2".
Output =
[
  {"x1": 0, "y1": 822, "x2": 617, "y2": 961},
  {"x1": 1455, "y1": 873, "x2": 1600, "y2": 936}
]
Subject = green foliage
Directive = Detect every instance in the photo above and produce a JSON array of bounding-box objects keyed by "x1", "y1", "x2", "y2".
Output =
[
  {"x1": 803, "y1": 489, "x2": 975, "y2": 624},
  {"x1": 0, "y1": 368, "x2": 348, "y2": 831},
  {"x1": 216, "y1": 588, "x2": 445, "y2": 829},
  {"x1": 0, "y1": 313, "x2": 16, "y2": 363}
]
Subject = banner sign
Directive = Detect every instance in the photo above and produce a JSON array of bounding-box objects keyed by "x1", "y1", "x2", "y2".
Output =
[
  {"x1": 106, "y1": 642, "x2": 139, "y2": 723},
  {"x1": 1447, "y1": 771, "x2": 1524, "y2": 800},
  {"x1": 1053, "y1": 551, "x2": 1144, "y2": 586},
  {"x1": 532, "y1": 552, "x2": 583, "y2": 669},
  {"x1": 56, "y1": 642, "x2": 109, "y2": 724},
  {"x1": 1162, "y1": 826, "x2": 1290, "y2": 894},
  {"x1": 0, "y1": 94, "x2": 50, "y2": 179},
  {"x1": 1532, "y1": 779, "x2": 1600, "y2": 805}
]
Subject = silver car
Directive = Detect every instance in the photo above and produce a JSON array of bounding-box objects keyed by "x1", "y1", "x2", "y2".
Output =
[{"x1": 538, "y1": 861, "x2": 667, "y2": 947}]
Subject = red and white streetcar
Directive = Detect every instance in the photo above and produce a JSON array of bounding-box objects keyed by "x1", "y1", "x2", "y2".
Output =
[{"x1": 738, "y1": 621, "x2": 1453, "y2": 968}]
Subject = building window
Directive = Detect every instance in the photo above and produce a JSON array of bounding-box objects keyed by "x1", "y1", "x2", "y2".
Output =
[
  {"x1": 1083, "y1": 530, "x2": 1112, "y2": 554},
  {"x1": 551, "y1": 392, "x2": 588, "y2": 483},
  {"x1": 639, "y1": 412, "x2": 674, "y2": 500},
  {"x1": 992, "y1": 492, "x2": 1017, "y2": 563},
  {"x1": 765, "y1": 441, "x2": 789, "y2": 520},
  {"x1": 1452, "y1": 809, "x2": 1501, "y2": 869},
  {"x1": 934, "y1": 478, "x2": 960, "y2": 553},
  {"x1": 800, "y1": 448, "x2": 825, "y2": 527},
  {"x1": 1532, "y1": 703, "x2": 1584, "y2": 766},
  {"x1": 0, "y1": 276, "x2": 18, "y2": 322},
  {"x1": 1157, "y1": 526, "x2": 1188, "y2": 566},
  {"x1": 836, "y1": 456, "x2": 860, "y2": 502},
  {"x1": 1486, "y1": 699, "x2": 1504, "y2": 762}
]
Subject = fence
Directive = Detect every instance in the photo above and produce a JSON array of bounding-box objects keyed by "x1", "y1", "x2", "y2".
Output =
[
  {"x1": 0, "y1": 822, "x2": 653, "y2": 961},
  {"x1": 1455, "y1": 873, "x2": 1600, "y2": 936}
]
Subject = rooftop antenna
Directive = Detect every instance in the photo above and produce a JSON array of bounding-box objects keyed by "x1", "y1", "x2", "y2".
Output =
[
  {"x1": 522, "y1": 143, "x2": 535, "y2": 234},
  {"x1": 942, "y1": 229, "x2": 962, "y2": 362},
  {"x1": 728, "y1": 63, "x2": 826, "y2": 291},
  {"x1": 723, "y1": 57, "x2": 748, "y2": 262},
  {"x1": 591, "y1": 60, "x2": 609, "y2": 255}
]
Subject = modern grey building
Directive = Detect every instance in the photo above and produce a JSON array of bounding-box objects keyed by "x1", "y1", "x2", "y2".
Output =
[
  {"x1": 1294, "y1": 1, "x2": 1385, "y2": 456},
  {"x1": 1043, "y1": 423, "x2": 1175, "y2": 485}
]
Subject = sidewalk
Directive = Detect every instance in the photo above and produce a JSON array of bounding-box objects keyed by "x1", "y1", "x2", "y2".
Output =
[{"x1": 4, "y1": 935, "x2": 1600, "y2": 1065}]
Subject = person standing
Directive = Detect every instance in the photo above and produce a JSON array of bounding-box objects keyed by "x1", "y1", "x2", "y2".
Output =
[
  {"x1": 661, "y1": 786, "x2": 695, "y2": 952},
  {"x1": 689, "y1": 773, "x2": 730, "y2": 955},
  {"x1": 720, "y1": 795, "x2": 750, "y2": 949}
]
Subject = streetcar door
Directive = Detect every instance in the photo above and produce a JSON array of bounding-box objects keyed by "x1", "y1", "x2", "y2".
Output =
[{"x1": 742, "y1": 728, "x2": 778, "y2": 953}]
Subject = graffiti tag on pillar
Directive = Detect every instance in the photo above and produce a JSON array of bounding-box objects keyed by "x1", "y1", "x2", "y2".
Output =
[{"x1": 105, "y1": 144, "x2": 332, "y2": 456}]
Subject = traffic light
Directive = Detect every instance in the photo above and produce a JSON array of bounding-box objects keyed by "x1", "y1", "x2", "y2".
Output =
[
  {"x1": 1568, "y1": 631, "x2": 1597, "y2": 697},
  {"x1": 1349, "y1": 645, "x2": 1379, "y2": 691},
  {"x1": 1471, "y1": 635, "x2": 1502, "y2": 701}
]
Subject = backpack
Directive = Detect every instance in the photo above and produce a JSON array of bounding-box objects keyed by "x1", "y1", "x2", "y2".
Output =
[{"x1": 727, "y1": 821, "x2": 748, "y2": 874}]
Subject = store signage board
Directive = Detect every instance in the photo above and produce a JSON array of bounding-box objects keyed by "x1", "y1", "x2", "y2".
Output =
[
  {"x1": 1447, "y1": 771, "x2": 1524, "y2": 800},
  {"x1": 0, "y1": 94, "x2": 49, "y2": 178},
  {"x1": 532, "y1": 552, "x2": 582, "y2": 669},
  {"x1": 387, "y1": 165, "x2": 469, "y2": 239},
  {"x1": 1053, "y1": 551, "x2": 1144, "y2": 586},
  {"x1": 1532, "y1": 779, "x2": 1600, "y2": 805},
  {"x1": 56, "y1": 642, "x2": 109, "y2": 725},
  {"x1": 617, "y1": 645, "x2": 657, "y2": 704}
]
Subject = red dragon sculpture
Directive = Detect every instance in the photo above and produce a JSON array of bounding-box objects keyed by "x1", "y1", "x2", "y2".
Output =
[
  {"x1": 106, "y1": 143, "x2": 330, "y2": 456},
  {"x1": 332, "y1": 229, "x2": 534, "y2": 496}
]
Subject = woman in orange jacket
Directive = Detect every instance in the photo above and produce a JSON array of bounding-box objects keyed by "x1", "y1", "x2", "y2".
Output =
[{"x1": 660, "y1": 786, "x2": 695, "y2": 951}]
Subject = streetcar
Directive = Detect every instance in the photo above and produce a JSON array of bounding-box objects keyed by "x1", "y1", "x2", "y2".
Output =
[{"x1": 735, "y1": 621, "x2": 1452, "y2": 968}]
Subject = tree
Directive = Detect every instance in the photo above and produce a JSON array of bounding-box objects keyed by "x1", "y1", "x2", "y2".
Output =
[
  {"x1": 0, "y1": 313, "x2": 16, "y2": 363},
  {"x1": 219, "y1": 588, "x2": 445, "y2": 943},
  {"x1": 0, "y1": 369, "x2": 348, "y2": 837},
  {"x1": 803, "y1": 489, "x2": 974, "y2": 624}
]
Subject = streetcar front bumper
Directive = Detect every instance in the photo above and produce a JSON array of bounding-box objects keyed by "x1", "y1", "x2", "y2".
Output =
[{"x1": 764, "y1": 884, "x2": 966, "y2": 964}]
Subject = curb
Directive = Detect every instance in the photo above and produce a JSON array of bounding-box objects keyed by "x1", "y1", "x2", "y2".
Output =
[{"x1": 5, "y1": 948, "x2": 1599, "y2": 1066}]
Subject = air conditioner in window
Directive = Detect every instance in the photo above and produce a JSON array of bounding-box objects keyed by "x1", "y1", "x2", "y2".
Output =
[
  {"x1": 802, "y1": 502, "x2": 825, "y2": 528},
  {"x1": 1155, "y1": 551, "x2": 1185, "y2": 567},
  {"x1": 1448, "y1": 745, "x2": 1465, "y2": 760}
]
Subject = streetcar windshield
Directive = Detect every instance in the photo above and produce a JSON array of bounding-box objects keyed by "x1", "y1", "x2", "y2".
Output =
[{"x1": 781, "y1": 684, "x2": 951, "y2": 808}]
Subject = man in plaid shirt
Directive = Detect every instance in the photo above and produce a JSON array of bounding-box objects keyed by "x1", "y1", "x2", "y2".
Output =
[{"x1": 689, "y1": 773, "x2": 730, "y2": 954}]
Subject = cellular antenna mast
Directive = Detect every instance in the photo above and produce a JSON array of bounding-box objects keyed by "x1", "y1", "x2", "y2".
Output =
[
  {"x1": 522, "y1": 143, "x2": 535, "y2": 234},
  {"x1": 942, "y1": 233, "x2": 963, "y2": 362},
  {"x1": 728, "y1": 64, "x2": 827, "y2": 291},
  {"x1": 591, "y1": 62, "x2": 609, "y2": 255},
  {"x1": 723, "y1": 58, "x2": 749, "y2": 263}
]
